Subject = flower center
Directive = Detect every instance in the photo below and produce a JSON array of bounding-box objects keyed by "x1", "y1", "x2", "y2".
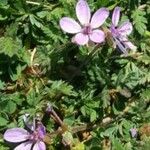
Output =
[
  {"x1": 110, "y1": 25, "x2": 120, "y2": 38},
  {"x1": 82, "y1": 25, "x2": 92, "y2": 35},
  {"x1": 29, "y1": 131, "x2": 41, "y2": 142},
  {"x1": 29, "y1": 126, "x2": 46, "y2": 142}
]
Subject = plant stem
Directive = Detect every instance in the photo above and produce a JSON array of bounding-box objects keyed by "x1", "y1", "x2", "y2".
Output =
[
  {"x1": 50, "y1": 108, "x2": 64, "y2": 126},
  {"x1": 47, "y1": 100, "x2": 135, "y2": 138},
  {"x1": 26, "y1": 1, "x2": 60, "y2": 10}
]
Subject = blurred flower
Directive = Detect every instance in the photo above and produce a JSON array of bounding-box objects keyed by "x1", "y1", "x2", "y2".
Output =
[
  {"x1": 46, "y1": 103, "x2": 53, "y2": 113},
  {"x1": 130, "y1": 128, "x2": 138, "y2": 138},
  {"x1": 60, "y1": 0, "x2": 109, "y2": 45},
  {"x1": 110, "y1": 7, "x2": 137, "y2": 54},
  {"x1": 4, "y1": 118, "x2": 46, "y2": 150}
]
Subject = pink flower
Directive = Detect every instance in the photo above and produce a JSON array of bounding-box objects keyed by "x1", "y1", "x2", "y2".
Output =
[
  {"x1": 4, "y1": 120, "x2": 46, "y2": 150},
  {"x1": 60, "y1": 0, "x2": 109, "y2": 45},
  {"x1": 110, "y1": 7, "x2": 137, "y2": 54},
  {"x1": 130, "y1": 128, "x2": 138, "y2": 138}
]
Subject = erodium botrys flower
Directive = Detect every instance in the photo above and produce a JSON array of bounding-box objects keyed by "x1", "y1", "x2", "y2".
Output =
[
  {"x1": 4, "y1": 118, "x2": 46, "y2": 150},
  {"x1": 60, "y1": 0, "x2": 109, "y2": 45},
  {"x1": 130, "y1": 128, "x2": 138, "y2": 138},
  {"x1": 110, "y1": 7, "x2": 137, "y2": 54}
]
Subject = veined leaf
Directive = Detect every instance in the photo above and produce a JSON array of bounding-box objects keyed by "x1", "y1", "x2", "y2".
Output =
[
  {"x1": 131, "y1": 9, "x2": 147, "y2": 35},
  {"x1": 0, "y1": 37, "x2": 21, "y2": 57}
]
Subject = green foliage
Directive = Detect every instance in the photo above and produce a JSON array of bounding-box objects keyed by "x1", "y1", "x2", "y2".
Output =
[
  {"x1": 131, "y1": 8, "x2": 147, "y2": 35},
  {"x1": 112, "y1": 138, "x2": 125, "y2": 150},
  {"x1": 0, "y1": 0, "x2": 150, "y2": 149},
  {"x1": 140, "y1": 88, "x2": 150, "y2": 102},
  {"x1": 0, "y1": 37, "x2": 21, "y2": 57},
  {"x1": 0, "y1": 117, "x2": 8, "y2": 127}
]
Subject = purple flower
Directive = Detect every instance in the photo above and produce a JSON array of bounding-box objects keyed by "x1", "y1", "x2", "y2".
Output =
[
  {"x1": 46, "y1": 103, "x2": 53, "y2": 113},
  {"x1": 110, "y1": 7, "x2": 137, "y2": 54},
  {"x1": 60, "y1": 0, "x2": 109, "y2": 45},
  {"x1": 4, "y1": 122, "x2": 46, "y2": 150},
  {"x1": 130, "y1": 128, "x2": 138, "y2": 138}
]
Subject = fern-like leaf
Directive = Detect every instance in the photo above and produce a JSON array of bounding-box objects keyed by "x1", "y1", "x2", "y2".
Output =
[{"x1": 131, "y1": 9, "x2": 147, "y2": 35}]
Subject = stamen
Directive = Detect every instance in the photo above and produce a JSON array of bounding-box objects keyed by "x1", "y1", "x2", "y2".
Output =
[{"x1": 82, "y1": 25, "x2": 92, "y2": 35}]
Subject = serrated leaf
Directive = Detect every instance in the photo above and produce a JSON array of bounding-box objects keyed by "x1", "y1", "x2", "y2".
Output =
[
  {"x1": 137, "y1": 54, "x2": 150, "y2": 65},
  {"x1": 131, "y1": 9, "x2": 147, "y2": 35},
  {"x1": 29, "y1": 15, "x2": 43, "y2": 28},
  {"x1": 0, "y1": 37, "x2": 21, "y2": 57},
  {"x1": 50, "y1": 80, "x2": 77, "y2": 97},
  {"x1": 9, "y1": 64, "x2": 26, "y2": 81},
  {"x1": 140, "y1": 88, "x2": 150, "y2": 102}
]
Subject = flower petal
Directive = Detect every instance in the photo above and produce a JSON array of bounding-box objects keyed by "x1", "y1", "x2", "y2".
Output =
[
  {"x1": 76, "y1": 0, "x2": 91, "y2": 25},
  {"x1": 14, "y1": 141, "x2": 33, "y2": 150},
  {"x1": 119, "y1": 37, "x2": 137, "y2": 51},
  {"x1": 73, "y1": 33, "x2": 89, "y2": 45},
  {"x1": 90, "y1": 8, "x2": 109, "y2": 28},
  {"x1": 115, "y1": 38, "x2": 128, "y2": 54},
  {"x1": 4, "y1": 128, "x2": 29, "y2": 143},
  {"x1": 89, "y1": 29, "x2": 105, "y2": 43},
  {"x1": 112, "y1": 7, "x2": 121, "y2": 27},
  {"x1": 33, "y1": 141, "x2": 46, "y2": 150},
  {"x1": 118, "y1": 21, "x2": 133, "y2": 35},
  {"x1": 130, "y1": 128, "x2": 138, "y2": 138},
  {"x1": 60, "y1": 17, "x2": 81, "y2": 34},
  {"x1": 37, "y1": 123, "x2": 46, "y2": 139},
  {"x1": 124, "y1": 41, "x2": 137, "y2": 51}
]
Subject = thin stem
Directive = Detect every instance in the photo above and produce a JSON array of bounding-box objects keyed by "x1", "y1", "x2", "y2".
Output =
[
  {"x1": 26, "y1": 1, "x2": 60, "y2": 10},
  {"x1": 47, "y1": 116, "x2": 114, "y2": 138},
  {"x1": 29, "y1": 48, "x2": 46, "y2": 86},
  {"x1": 26, "y1": 1, "x2": 41, "y2": 6},
  {"x1": 46, "y1": 100, "x2": 135, "y2": 138},
  {"x1": 51, "y1": 109, "x2": 64, "y2": 126}
]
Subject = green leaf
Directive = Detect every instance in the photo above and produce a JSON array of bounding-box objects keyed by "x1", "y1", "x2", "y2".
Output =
[
  {"x1": 139, "y1": 137, "x2": 150, "y2": 150},
  {"x1": 137, "y1": 54, "x2": 150, "y2": 65},
  {"x1": 0, "y1": 0, "x2": 8, "y2": 5},
  {"x1": 0, "y1": 117, "x2": 8, "y2": 126},
  {"x1": 4, "y1": 101, "x2": 16, "y2": 114},
  {"x1": 140, "y1": 88, "x2": 150, "y2": 102},
  {"x1": 100, "y1": 126, "x2": 117, "y2": 137},
  {"x1": 9, "y1": 64, "x2": 26, "y2": 81},
  {"x1": 29, "y1": 15, "x2": 43, "y2": 28},
  {"x1": 90, "y1": 110, "x2": 97, "y2": 122},
  {"x1": 81, "y1": 106, "x2": 86, "y2": 116},
  {"x1": 0, "y1": 80, "x2": 5, "y2": 90},
  {"x1": 0, "y1": 98, "x2": 17, "y2": 114},
  {"x1": 26, "y1": 89, "x2": 39, "y2": 106},
  {"x1": 100, "y1": 87, "x2": 110, "y2": 108},
  {"x1": 0, "y1": 37, "x2": 21, "y2": 57},
  {"x1": 62, "y1": 131, "x2": 73, "y2": 146},
  {"x1": 49, "y1": 80, "x2": 77, "y2": 97},
  {"x1": 112, "y1": 138, "x2": 125, "y2": 150},
  {"x1": 131, "y1": 9, "x2": 147, "y2": 35},
  {"x1": 72, "y1": 142, "x2": 85, "y2": 150}
]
